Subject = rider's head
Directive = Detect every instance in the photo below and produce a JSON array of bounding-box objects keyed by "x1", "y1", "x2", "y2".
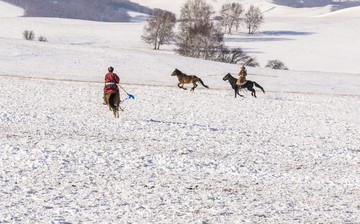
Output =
[{"x1": 108, "y1": 66, "x2": 114, "y2": 73}]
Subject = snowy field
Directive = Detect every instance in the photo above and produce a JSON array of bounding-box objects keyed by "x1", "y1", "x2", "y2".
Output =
[
  {"x1": 1, "y1": 0, "x2": 360, "y2": 223},
  {"x1": 1, "y1": 75, "x2": 360, "y2": 223}
]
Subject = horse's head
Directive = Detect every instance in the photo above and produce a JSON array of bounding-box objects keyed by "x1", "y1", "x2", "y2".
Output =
[
  {"x1": 223, "y1": 73, "x2": 231, "y2": 81},
  {"x1": 171, "y1": 69, "x2": 180, "y2": 76}
]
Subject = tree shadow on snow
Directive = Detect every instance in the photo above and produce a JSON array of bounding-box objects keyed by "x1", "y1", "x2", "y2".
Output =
[
  {"x1": 225, "y1": 30, "x2": 316, "y2": 43},
  {"x1": 226, "y1": 37, "x2": 292, "y2": 42},
  {"x1": 262, "y1": 30, "x2": 315, "y2": 36}
]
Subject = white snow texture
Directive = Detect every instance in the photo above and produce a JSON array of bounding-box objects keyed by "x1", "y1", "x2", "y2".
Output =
[{"x1": 0, "y1": 0, "x2": 359, "y2": 223}]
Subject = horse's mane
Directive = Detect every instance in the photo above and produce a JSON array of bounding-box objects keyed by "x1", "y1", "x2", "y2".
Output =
[{"x1": 175, "y1": 68, "x2": 183, "y2": 75}]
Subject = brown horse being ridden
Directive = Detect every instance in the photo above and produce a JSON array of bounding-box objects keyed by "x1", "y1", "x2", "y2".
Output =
[
  {"x1": 104, "y1": 66, "x2": 122, "y2": 118},
  {"x1": 106, "y1": 91, "x2": 121, "y2": 118},
  {"x1": 171, "y1": 69, "x2": 209, "y2": 91}
]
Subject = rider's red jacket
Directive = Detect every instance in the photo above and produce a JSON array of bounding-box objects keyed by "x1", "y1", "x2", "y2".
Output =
[{"x1": 104, "y1": 72, "x2": 120, "y2": 94}]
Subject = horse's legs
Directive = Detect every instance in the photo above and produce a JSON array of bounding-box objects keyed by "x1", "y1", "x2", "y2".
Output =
[
  {"x1": 178, "y1": 83, "x2": 187, "y2": 90},
  {"x1": 113, "y1": 108, "x2": 119, "y2": 118},
  {"x1": 250, "y1": 88, "x2": 256, "y2": 98},
  {"x1": 247, "y1": 82, "x2": 258, "y2": 98},
  {"x1": 115, "y1": 94, "x2": 120, "y2": 118},
  {"x1": 109, "y1": 105, "x2": 118, "y2": 118},
  {"x1": 191, "y1": 82, "x2": 197, "y2": 91},
  {"x1": 234, "y1": 86, "x2": 244, "y2": 98},
  {"x1": 237, "y1": 90, "x2": 244, "y2": 98}
]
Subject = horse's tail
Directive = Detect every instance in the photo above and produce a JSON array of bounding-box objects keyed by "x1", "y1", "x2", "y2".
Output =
[
  {"x1": 254, "y1": 82, "x2": 265, "y2": 94},
  {"x1": 198, "y1": 78, "x2": 209, "y2": 89},
  {"x1": 109, "y1": 92, "x2": 119, "y2": 111}
]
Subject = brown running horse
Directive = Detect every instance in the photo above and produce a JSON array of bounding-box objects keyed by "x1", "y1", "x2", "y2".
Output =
[
  {"x1": 171, "y1": 69, "x2": 209, "y2": 91},
  {"x1": 106, "y1": 91, "x2": 121, "y2": 118}
]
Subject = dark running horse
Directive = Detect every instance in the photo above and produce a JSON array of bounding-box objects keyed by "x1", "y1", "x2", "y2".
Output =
[
  {"x1": 106, "y1": 91, "x2": 121, "y2": 118},
  {"x1": 223, "y1": 73, "x2": 265, "y2": 98},
  {"x1": 171, "y1": 69, "x2": 209, "y2": 91}
]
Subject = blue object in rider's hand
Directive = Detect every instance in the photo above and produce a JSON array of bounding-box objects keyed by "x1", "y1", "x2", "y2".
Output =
[{"x1": 127, "y1": 93, "x2": 135, "y2": 99}]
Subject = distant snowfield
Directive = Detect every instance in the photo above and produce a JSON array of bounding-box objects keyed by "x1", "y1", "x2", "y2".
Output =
[{"x1": 0, "y1": 0, "x2": 360, "y2": 223}]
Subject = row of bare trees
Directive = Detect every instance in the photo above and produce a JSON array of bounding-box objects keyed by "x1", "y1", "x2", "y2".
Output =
[
  {"x1": 142, "y1": 1, "x2": 264, "y2": 49},
  {"x1": 141, "y1": 0, "x2": 263, "y2": 67},
  {"x1": 219, "y1": 3, "x2": 243, "y2": 35},
  {"x1": 177, "y1": 0, "x2": 224, "y2": 60},
  {"x1": 220, "y1": 3, "x2": 264, "y2": 34}
]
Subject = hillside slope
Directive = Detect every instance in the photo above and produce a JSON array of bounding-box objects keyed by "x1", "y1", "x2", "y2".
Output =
[
  {"x1": 0, "y1": 0, "x2": 153, "y2": 22},
  {"x1": 1, "y1": 16, "x2": 360, "y2": 94},
  {"x1": 0, "y1": 1, "x2": 24, "y2": 17}
]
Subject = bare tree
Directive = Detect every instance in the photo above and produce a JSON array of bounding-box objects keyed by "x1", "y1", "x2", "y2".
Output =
[
  {"x1": 177, "y1": 0, "x2": 224, "y2": 60},
  {"x1": 244, "y1": 5, "x2": 264, "y2": 34},
  {"x1": 142, "y1": 9, "x2": 176, "y2": 50},
  {"x1": 23, "y1": 30, "x2": 35, "y2": 41},
  {"x1": 220, "y1": 3, "x2": 244, "y2": 34},
  {"x1": 157, "y1": 11, "x2": 176, "y2": 49},
  {"x1": 266, "y1": 60, "x2": 289, "y2": 70}
]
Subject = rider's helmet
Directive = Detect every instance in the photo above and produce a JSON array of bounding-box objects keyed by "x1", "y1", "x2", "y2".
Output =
[{"x1": 108, "y1": 66, "x2": 114, "y2": 72}]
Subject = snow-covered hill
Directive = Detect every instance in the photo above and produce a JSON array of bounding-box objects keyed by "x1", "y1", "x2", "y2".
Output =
[
  {"x1": 0, "y1": 0, "x2": 24, "y2": 17},
  {"x1": 320, "y1": 5, "x2": 360, "y2": 17},
  {"x1": 0, "y1": 0, "x2": 359, "y2": 223}
]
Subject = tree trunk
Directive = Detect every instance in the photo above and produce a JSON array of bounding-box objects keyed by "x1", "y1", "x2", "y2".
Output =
[
  {"x1": 154, "y1": 40, "x2": 157, "y2": 50},
  {"x1": 228, "y1": 21, "x2": 233, "y2": 34}
]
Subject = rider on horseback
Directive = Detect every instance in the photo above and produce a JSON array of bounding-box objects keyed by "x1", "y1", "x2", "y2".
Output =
[
  {"x1": 103, "y1": 66, "x2": 120, "y2": 105},
  {"x1": 236, "y1": 65, "x2": 247, "y2": 85}
]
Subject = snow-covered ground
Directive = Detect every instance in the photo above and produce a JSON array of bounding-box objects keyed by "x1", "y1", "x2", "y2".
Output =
[{"x1": 0, "y1": 0, "x2": 359, "y2": 223}]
